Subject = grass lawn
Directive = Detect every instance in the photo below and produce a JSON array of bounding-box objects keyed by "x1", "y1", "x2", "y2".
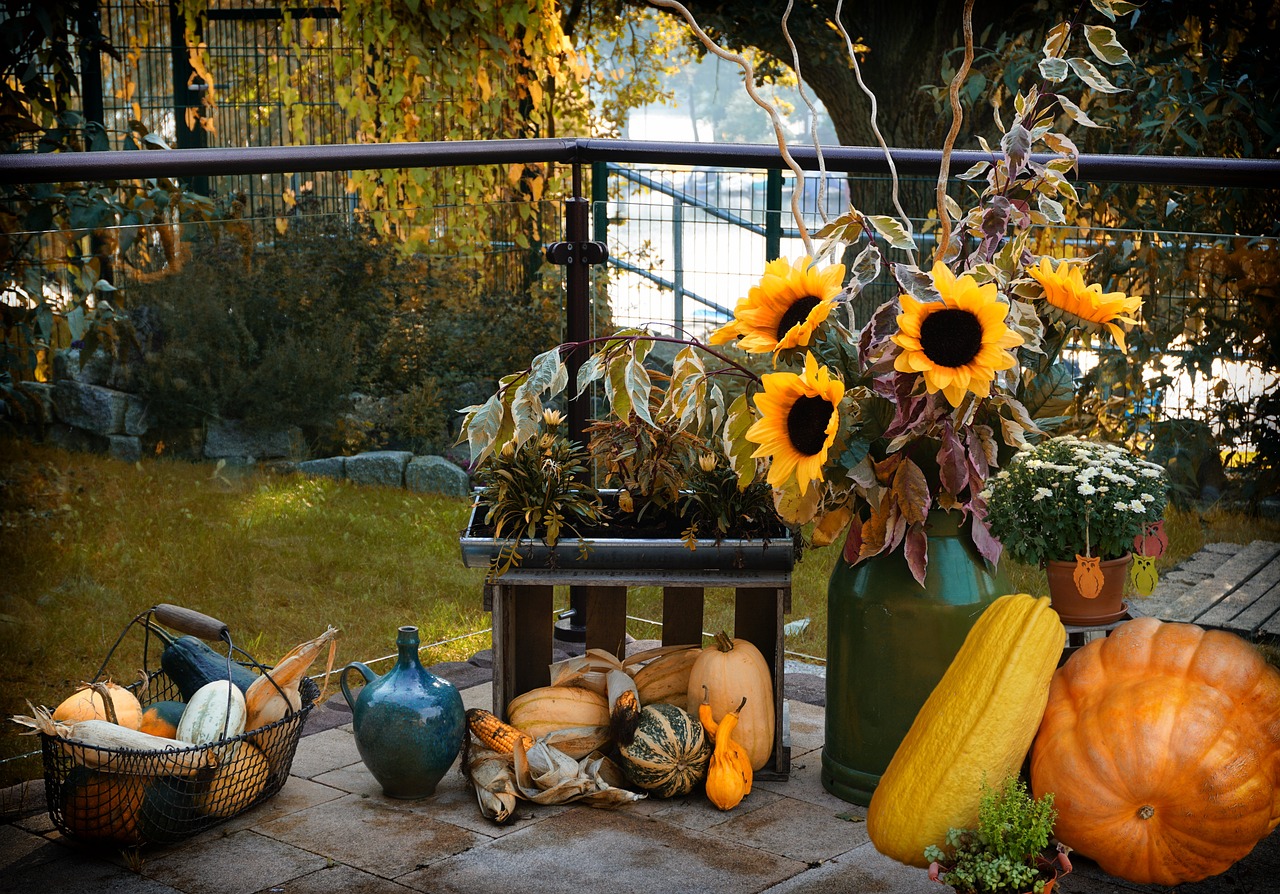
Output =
[{"x1": 2, "y1": 436, "x2": 1276, "y2": 787}]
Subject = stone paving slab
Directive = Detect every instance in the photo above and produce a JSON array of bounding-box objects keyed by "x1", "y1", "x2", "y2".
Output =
[
  {"x1": 285, "y1": 725, "x2": 360, "y2": 780},
  {"x1": 5, "y1": 836, "x2": 184, "y2": 893},
  {"x1": 310, "y1": 755, "x2": 570, "y2": 838},
  {"x1": 263, "y1": 863, "x2": 421, "y2": 894},
  {"x1": 254, "y1": 792, "x2": 480, "y2": 879},
  {"x1": 713, "y1": 794, "x2": 870, "y2": 865},
  {"x1": 395, "y1": 804, "x2": 808, "y2": 894},
  {"x1": 758, "y1": 840, "x2": 931, "y2": 893},
  {"x1": 139, "y1": 830, "x2": 327, "y2": 894},
  {"x1": 627, "y1": 781, "x2": 785, "y2": 832}
]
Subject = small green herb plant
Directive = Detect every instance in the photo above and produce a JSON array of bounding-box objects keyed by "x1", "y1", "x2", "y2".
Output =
[
  {"x1": 924, "y1": 776, "x2": 1058, "y2": 894},
  {"x1": 681, "y1": 452, "x2": 784, "y2": 547},
  {"x1": 472, "y1": 410, "x2": 603, "y2": 579}
]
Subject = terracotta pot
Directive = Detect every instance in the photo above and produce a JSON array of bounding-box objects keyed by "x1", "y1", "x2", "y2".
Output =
[{"x1": 1045, "y1": 553, "x2": 1131, "y2": 626}]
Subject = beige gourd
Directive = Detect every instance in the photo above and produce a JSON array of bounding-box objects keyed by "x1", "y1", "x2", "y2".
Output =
[{"x1": 686, "y1": 633, "x2": 775, "y2": 771}]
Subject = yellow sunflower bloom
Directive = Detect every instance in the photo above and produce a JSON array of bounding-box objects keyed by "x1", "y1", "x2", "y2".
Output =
[
  {"x1": 709, "y1": 256, "x2": 845, "y2": 354},
  {"x1": 745, "y1": 352, "x2": 844, "y2": 495},
  {"x1": 1028, "y1": 257, "x2": 1143, "y2": 352},
  {"x1": 890, "y1": 262, "x2": 1024, "y2": 408}
]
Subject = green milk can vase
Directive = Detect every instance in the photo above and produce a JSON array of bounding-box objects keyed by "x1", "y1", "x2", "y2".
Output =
[
  {"x1": 341, "y1": 626, "x2": 466, "y2": 799},
  {"x1": 822, "y1": 509, "x2": 1009, "y2": 806}
]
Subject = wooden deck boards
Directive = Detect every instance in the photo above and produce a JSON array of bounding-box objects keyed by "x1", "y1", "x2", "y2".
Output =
[{"x1": 1129, "y1": 540, "x2": 1280, "y2": 638}]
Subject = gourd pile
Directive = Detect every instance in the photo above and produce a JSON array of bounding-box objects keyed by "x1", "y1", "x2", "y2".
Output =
[
  {"x1": 461, "y1": 632, "x2": 775, "y2": 821},
  {"x1": 12, "y1": 626, "x2": 338, "y2": 847},
  {"x1": 865, "y1": 594, "x2": 1280, "y2": 886}
]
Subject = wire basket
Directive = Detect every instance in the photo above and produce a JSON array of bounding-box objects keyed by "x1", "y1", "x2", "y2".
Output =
[{"x1": 37, "y1": 605, "x2": 319, "y2": 848}]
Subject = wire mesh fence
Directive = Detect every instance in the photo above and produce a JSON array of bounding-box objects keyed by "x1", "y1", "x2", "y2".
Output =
[{"x1": 594, "y1": 163, "x2": 1277, "y2": 461}]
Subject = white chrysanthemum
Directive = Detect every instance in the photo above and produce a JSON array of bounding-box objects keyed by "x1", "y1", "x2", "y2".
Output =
[
  {"x1": 1140, "y1": 467, "x2": 1162, "y2": 478},
  {"x1": 1078, "y1": 482, "x2": 1097, "y2": 496},
  {"x1": 1141, "y1": 493, "x2": 1155, "y2": 503},
  {"x1": 1033, "y1": 487, "x2": 1054, "y2": 501},
  {"x1": 1129, "y1": 499, "x2": 1146, "y2": 512},
  {"x1": 1115, "y1": 500, "x2": 1131, "y2": 511}
]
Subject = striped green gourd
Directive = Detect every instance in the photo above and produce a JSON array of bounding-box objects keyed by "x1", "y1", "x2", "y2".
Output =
[{"x1": 617, "y1": 702, "x2": 710, "y2": 798}]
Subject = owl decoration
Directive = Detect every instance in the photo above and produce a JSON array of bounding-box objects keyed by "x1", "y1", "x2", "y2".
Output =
[
  {"x1": 1130, "y1": 554, "x2": 1160, "y2": 596},
  {"x1": 1134, "y1": 520, "x2": 1168, "y2": 559},
  {"x1": 1073, "y1": 554, "x2": 1105, "y2": 600}
]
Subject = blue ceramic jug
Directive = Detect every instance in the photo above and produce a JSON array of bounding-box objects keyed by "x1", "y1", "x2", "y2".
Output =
[{"x1": 340, "y1": 626, "x2": 465, "y2": 799}]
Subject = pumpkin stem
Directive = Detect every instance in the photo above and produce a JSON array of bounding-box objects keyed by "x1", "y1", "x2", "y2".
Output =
[
  {"x1": 714, "y1": 631, "x2": 734, "y2": 652},
  {"x1": 733, "y1": 696, "x2": 747, "y2": 715},
  {"x1": 88, "y1": 680, "x2": 119, "y2": 726},
  {"x1": 1138, "y1": 805, "x2": 1155, "y2": 820}
]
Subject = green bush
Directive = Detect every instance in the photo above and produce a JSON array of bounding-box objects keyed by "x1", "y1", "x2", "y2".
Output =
[{"x1": 129, "y1": 225, "x2": 563, "y2": 454}]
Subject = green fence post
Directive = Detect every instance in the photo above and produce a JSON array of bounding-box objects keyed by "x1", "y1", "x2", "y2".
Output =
[{"x1": 765, "y1": 168, "x2": 783, "y2": 262}]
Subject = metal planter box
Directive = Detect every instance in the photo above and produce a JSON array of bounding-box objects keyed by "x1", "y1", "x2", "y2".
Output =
[{"x1": 459, "y1": 490, "x2": 796, "y2": 575}]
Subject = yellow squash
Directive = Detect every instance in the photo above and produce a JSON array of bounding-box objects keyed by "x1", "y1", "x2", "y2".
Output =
[{"x1": 866, "y1": 593, "x2": 1064, "y2": 868}]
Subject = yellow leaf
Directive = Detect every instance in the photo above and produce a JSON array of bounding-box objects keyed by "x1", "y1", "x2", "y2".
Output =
[
  {"x1": 477, "y1": 67, "x2": 492, "y2": 102},
  {"x1": 812, "y1": 505, "x2": 853, "y2": 548},
  {"x1": 275, "y1": 217, "x2": 288, "y2": 235}
]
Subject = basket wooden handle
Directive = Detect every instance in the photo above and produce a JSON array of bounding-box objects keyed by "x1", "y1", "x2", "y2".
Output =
[{"x1": 153, "y1": 604, "x2": 230, "y2": 641}]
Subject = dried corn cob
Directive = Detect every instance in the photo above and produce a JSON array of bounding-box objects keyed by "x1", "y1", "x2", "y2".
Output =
[{"x1": 466, "y1": 708, "x2": 533, "y2": 754}]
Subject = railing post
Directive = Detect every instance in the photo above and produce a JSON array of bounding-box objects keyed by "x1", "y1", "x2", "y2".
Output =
[
  {"x1": 766, "y1": 168, "x2": 783, "y2": 262},
  {"x1": 591, "y1": 161, "x2": 609, "y2": 244},
  {"x1": 673, "y1": 196, "x2": 684, "y2": 332},
  {"x1": 545, "y1": 161, "x2": 608, "y2": 644},
  {"x1": 169, "y1": 0, "x2": 209, "y2": 195}
]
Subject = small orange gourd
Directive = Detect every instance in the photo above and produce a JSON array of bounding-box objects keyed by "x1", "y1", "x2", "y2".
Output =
[
  {"x1": 52, "y1": 681, "x2": 143, "y2": 730},
  {"x1": 701, "y1": 688, "x2": 752, "y2": 811},
  {"x1": 1031, "y1": 617, "x2": 1280, "y2": 886}
]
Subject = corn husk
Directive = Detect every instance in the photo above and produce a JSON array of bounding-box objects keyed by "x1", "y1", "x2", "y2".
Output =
[
  {"x1": 467, "y1": 749, "x2": 519, "y2": 823},
  {"x1": 11, "y1": 704, "x2": 216, "y2": 776},
  {"x1": 548, "y1": 649, "x2": 626, "y2": 694},
  {"x1": 512, "y1": 738, "x2": 644, "y2": 810},
  {"x1": 245, "y1": 625, "x2": 338, "y2": 731}
]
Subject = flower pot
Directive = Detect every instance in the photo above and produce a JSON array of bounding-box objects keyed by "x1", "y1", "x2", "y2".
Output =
[
  {"x1": 1044, "y1": 553, "x2": 1131, "y2": 626},
  {"x1": 821, "y1": 510, "x2": 1009, "y2": 806}
]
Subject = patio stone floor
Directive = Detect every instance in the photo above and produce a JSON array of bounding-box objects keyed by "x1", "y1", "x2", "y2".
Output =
[
  {"x1": 4, "y1": 540, "x2": 1280, "y2": 893},
  {"x1": 4, "y1": 677, "x2": 1279, "y2": 894}
]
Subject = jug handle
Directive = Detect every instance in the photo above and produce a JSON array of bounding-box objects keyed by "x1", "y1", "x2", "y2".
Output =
[{"x1": 340, "y1": 662, "x2": 378, "y2": 711}]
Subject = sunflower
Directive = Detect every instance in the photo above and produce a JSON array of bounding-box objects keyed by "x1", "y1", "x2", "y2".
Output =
[
  {"x1": 1027, "y1": 257, "x2": 1142, "y2": 351},
  {"x1": 891, "y1": 262, "x2": 1024, "y2": 408},
  {"x1": 710, "y1": 256, "x2": 845, "y2": 354},
  {"x1": 745, "y1": 352, "x2": 844, "y2": 495}
]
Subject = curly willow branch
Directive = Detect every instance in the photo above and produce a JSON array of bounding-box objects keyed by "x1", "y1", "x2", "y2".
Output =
[
  {"x1": 781, "y1": 0, "x2": 831, "y2": 227},
  {"x1": 649, "y1": 0, "x2": 813, "y2": 255},
  {"x1": 937, "y1": 0, "x2": 976, "y2": 260},
  {"x1": 833, "y1": 0, "x2": 915, "y2": 265}
]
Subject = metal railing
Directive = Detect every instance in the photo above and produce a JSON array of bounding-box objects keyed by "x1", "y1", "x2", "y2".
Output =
[{"x1": 4, "y1": 137, "x2": 1278, "y2": 443}]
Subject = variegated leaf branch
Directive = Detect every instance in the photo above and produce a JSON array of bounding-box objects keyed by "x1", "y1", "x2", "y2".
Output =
[
  {"x1": 648, "y1": 0, "x2": 815, "y2": 256},
  {"x1": 457, "y1": 331, "x2": 761, "y2": 468}
]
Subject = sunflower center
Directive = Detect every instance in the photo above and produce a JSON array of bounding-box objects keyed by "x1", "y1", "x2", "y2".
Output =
[
  {"x1": 776, "y1": 296, "x2": 822, "y2": 339},
  {"x1": 786, "y1": 395, "x2": 833, "y2": 456},
  {"x1": 919, "y1": 308, "x2": 984, "y2": 368}
]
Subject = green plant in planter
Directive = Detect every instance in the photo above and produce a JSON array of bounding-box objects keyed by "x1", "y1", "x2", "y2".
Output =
[
  {"x1": 681, "y1": 452, "x2": 784, "y2": 546},
  {"x1": 472, "y1": 410, "x2": 604, "y2": 579},
  {"x1": 585, "y1": 382, "x2": 704, "y2": 526},
  {"x1": 924, "y1": 775, "x2": 1059, "y2": 894}
]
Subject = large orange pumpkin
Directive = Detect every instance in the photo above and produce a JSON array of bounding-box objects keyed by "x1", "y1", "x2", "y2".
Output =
[{"x1": 1031, "y1": 617, "x2": 1280, "y2": 886}]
